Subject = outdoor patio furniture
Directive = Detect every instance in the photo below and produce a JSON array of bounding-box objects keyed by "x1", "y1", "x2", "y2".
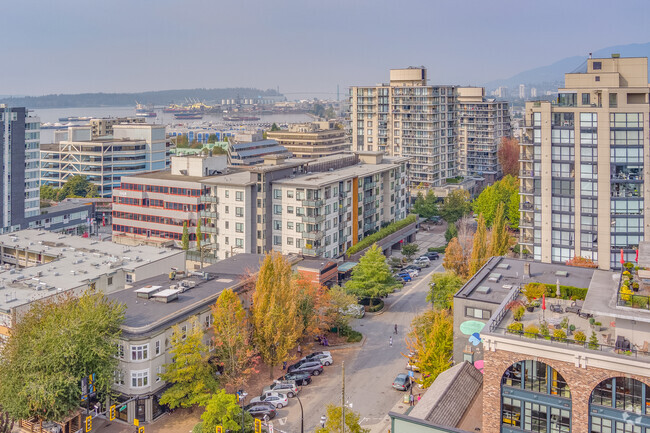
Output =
[
  {"x1": 550, "y1": 304, "x2": 563, "y2": 313},
  {"x1": 616, "y1": 336, "x2": 625, "y2": 351},
  {"x1": 565, "y1": 305, "x2": 581, "y2": 315}
]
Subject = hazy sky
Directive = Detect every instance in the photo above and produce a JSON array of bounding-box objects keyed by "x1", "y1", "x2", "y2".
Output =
[{"x1": 1, "y1": 0, "x2": 649, "y2": 97}]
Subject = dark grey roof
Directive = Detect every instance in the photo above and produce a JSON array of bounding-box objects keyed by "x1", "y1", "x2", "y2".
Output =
[
  {"x1": 233, "y1": 146, "x2": 290, "y2": 158},
  {"x1": 231, "y1": 139, "x2": 279, "y2": 150},
  {"x1": 454, "y1": 256, "x2": 597, "y2": 305},
  {"x1": 409, "y1": 361, "x2": 482, "y2": 427},
  {"x1": 296, "y1": 259, "x2": 337, "y2": 272}
]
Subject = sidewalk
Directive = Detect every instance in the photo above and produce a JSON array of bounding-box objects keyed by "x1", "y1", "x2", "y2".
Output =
[{"x1": 365, "y1": 391, "x2": 421, "y2": 433}]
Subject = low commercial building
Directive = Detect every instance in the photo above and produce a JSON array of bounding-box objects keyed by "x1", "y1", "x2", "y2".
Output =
[
  {"x1": 295, "y1": 259, "x2": 338, "y2": 287},
  {"x1": 107, "y1": 254, "x2": 264, "y2": 423},
  {"x1": 0, "y1": 230, "x2": 185, "y2": 342},
  {"x1": 266, "y1": 121, "x2": 349, "y2": 158},
  {"x1": 227, "y1": 138, "x2": 291, "y2": 166}
]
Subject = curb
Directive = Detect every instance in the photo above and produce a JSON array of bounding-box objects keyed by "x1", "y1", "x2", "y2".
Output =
[{"x1": 327, "y1": 333, "x2": 367, "y2": 350}]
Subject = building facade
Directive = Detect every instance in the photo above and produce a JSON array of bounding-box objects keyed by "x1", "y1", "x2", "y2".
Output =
[
  {"x1": 266, "y1": 121, "x2": 349, "y2": 158},
  {"x1": 40, "y1": 124, "x2": 170, "y2": 197},
  {"x1": 519, "y1": 56, "x2": 650, "y2": 269},
  {"x1": 456, "y1": 87, "x2": 511, "y2": 181},
  {"x1": 0, "y1": 106, "x2": 41, "y2": 231}
]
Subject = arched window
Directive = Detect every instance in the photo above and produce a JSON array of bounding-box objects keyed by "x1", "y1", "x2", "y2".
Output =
[
  {"x1": 590, "y1": 377, "x2": 650, "y2": 433},
  {"x1": 501, "y1": 360, "x2": 571, "y2": 432}
]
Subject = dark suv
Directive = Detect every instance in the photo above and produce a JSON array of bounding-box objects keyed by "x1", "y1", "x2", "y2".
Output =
[
  {"x1": 277, "y1": 371, "x2": 312, "y2": 386},
  {"x1": 244, "y1": 402, "x2": 277, "y2": 420},
  {"x1": 287, "y1": 360, "x2": 323, "y2": 376},
  {"x1": 423, "y1": 251, "x2": 439, "y2": 260}
]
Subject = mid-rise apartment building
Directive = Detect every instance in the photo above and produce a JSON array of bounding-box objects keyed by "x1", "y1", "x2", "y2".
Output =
[
  {"x1": 266, "y1": 121, "x2": 349, "y2": 158},
  {"x1": 520, "y1": 56, "x2": 650, "y2": 269},
  {"x1": 348, "y1": 68, "x2": 510, "y2": 191},
  {"x1": 0, "y1": 106, "x2": 41, "y2": 231},
  {"x1": 90, "y1": 117, "x2": 145, "y2": 138},
  {"x1": 456, "y1": 87, "x2": 511, "y2": 181},
  {"x1": 40, "y1": 124, "x2": 170, "y2": 197}
]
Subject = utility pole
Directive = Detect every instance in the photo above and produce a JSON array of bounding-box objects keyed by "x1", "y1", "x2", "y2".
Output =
[{"x1": 341, "y1": 361, "x2": 345, "y2": 433}]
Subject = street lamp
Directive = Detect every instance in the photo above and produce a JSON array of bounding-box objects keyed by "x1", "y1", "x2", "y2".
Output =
[
  {"x1": 295, "y1": 394, "x2": 304, "y2": 433},
  {"x1": 237, "y1": 389, "x2": 247, "y2": 432}
]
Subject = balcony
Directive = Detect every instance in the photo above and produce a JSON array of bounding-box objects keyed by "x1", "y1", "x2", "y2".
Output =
[
  {"x1": 302, "y1": 214, "x2": 325, "y2": 224},
  {"x1": 519, "y1": 153, "x2": 534, "y2": 162},
  {"x1": 363, "y1": 222, "x2": 377, "y2": 232},
  {"x1": 363, "y1": 181, "x2": 376, "y2": 190},
  {"x1": 304, "y1": 231, "x2": 324, "y2": 241},
  {"x1": 203, "y1": 225, "x2": 218, "y2": 235},
  {"x1": 520, "y1": 202, "x2": 534, "y2": 211},
  {"x1": 519, "y1": 169, "x2": 536, "y2": 178},
  {"x1": 520, "y1": 186, "x2": 535, "y2": 195},
  {"x1": 302, "y1": 246, "x2": 324, "y2": 257},
  {"x1": 363, "y1": 195, "x2": 375, "y2": 205},
  {"x1": 520, "y1": 235, "x2": 534, "y2": 245},
  {"x1": 303, "y1": 199, "x2": 324, "y2": 208},
  {"x1": 201, "y1": 196, "x2": 218, "y2": 204},
  {"x1": 519, "y1": 218, "x2": 534, "y2": 229}
]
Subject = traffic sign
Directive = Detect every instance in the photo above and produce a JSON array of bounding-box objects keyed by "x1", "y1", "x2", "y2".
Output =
[
  {"x1": 109, "y1": 405, "x2": 116, "y2": 421},
  {"x1": 85, "y1": 416, "x2": 92, "y2": 433},
  {"x1": 138, "y1": 427, "x2": 144, "y2": 433},
  {"x1": 254, "y1": 419, "x2": 261, "y2": 433},
  {"x1": 134, "y1": 419, "x2": 139, "y2": 427},
  {"x1": 215, "y1": 427, "x2": 222, "y2": 433}
]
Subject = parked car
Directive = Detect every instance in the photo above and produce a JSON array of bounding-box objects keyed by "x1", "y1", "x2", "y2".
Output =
[
  {"x1": 402, "y1": 265, "x2": 422, "y2": 272},
  {"x1": 277, "y1": 371, "x2": 312, "y2": 386},
  {"x1": 263, "y1": 380, "x2": 299, "y2": 398},
  {"x1": 406, "y1": 358, "x2": 420, "y2": 372},
  {"x1": 392, "y1": 373, "x2": 411, "y2": 391},
  {"x1": 250, "y1": 391, "x2": 289, "y2": 409},
  {"x1": 396, "y1": 272, "x2": 412, "y2": 282},
  {"x1": 404, "y1": 268, "x2": 419, "y2": 278},
  {"x1": 424, "y1": 251, "x2": 440, "y2": 260},
  {"x1": 287, "y1": 360, "x2": 324, "y2": 376},
  {"x1": 413, "y1": 257, "x2": 430, "y2": 267},
  {"x1": 340, "y1": 304, "x2": 365, "y2": 318},
  {"x1": 302, "y1": 351, "x2": 333, "y2": 366},
  {"x1": 244, "y1": 402, "x2": 277, "y2": 420}
]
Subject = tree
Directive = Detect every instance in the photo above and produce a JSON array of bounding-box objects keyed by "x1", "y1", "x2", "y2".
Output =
[
  {"x1": 315, "y1": 404, "x2": 369, "y2": 433},
  {"x1": 489, "y1": 202, "x2": 510, "y2": 257},
  {"x1": 498, "y1": 137, "x2": 519, "y2": 177},
  {"x1": 251, "y1": 253, "x2": 303, "y2": 379},
  {"x1": 207, "y1": 133, "x2": 218, "y2": 143},
  {"x1": 439, "y1": 190, "x2": 471, "y2": 224},
  {"x1": 444, "y1": 222, "x2": 458, "y2": 244},
  {"x1": 443, "y1": 237, "x2": 469, "y2": 280},
  {"x1": 211, "y1": 289, "x2": 259, "y2": 391},
  {"x1": 200, "y1": 390, "x2": 249, "y2": 433},
  {"x1": 294, "y1": 274, "x2": 334, "y2": 339},
  {"x1": 174, "y1": 134, "x2": 190, "y2": 148},
  {"x1": 469, "y1": 214, "x2": 489, "y2": 276},
  {"x1": 182, "y1": 221, "x2": 189, "y2": 250},
  {"x1": 270, "y1": 123, "x2": 281, "y2": 131},
  {"x1": 344, "y1": 244, "x2": 400, "y2": 307},
  {"x1": 565, "y1": 256, "x2": 598, "y2": 268},
  {"x1": 405, "y1": 310, "x2": 453, "y2": 389},
  {"x1": 196, "y1": 218, "x2": 202, "y2": 250},
  {"x1": 55, "y1": 175, "x2": 99, "y2": 200},
  {"x1": 412, "y1": 191, "x2": 438, "y2": 220},
  {"x1": 472, "y1": 175, "x2": 519, "y2": 227},
  {"x1": 427, "y1": 272, "x2": 464, "y2": 310},
  {"x1": 326, "y1": 285, "x2": 358, "y2": 332},
  {"x1": 160, "y1": 317, "x2": 218, "y2": 409},
  {"x1": 0, "y1": 407, "x2": 13, "y2": 433},
  {"x1": 401, "y1": 243, "x2": 420, "y2": 261},
  {"x1": 0, "y1": 291, "x2": 124, "y2": 422},
  {"x1": 40, "y1": 184, "x2": 58, "y2": 201}
]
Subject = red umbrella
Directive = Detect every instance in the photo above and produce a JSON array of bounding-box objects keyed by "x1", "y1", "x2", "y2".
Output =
[
  {"x1": 636, "y1": 249, "x2": 639, "y2": 263},
  {"x1": 542, "y1": 294, "x2": 546, "y2": 311},
  {"x1": 620, "y1": 249, "x2": 625, "y2": 264}
]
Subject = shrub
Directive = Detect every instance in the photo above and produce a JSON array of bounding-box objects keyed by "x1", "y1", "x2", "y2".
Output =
[
  {"x1": 513, "y1": 306, "x2": 525, "y2": 321},
  {"x1": 524, "y1": 325, "x2": 539, "y2": 338},
  {"x1": 530, "y1": 300, "x2": 541, "y2": 308},
  {"x1": 560, "y1": 317, "x2": 569, "y2": 329},
  {"x1": 428, "y1": 246, "x2": 447, "y2": 253},
  {"x1": 193, "y1": 423, "x2": 204, "y2": 433},
  {"x1": 523, "y1": 283, "x2": 546, "y2": 303},
  {"x1": 625, "y1": 262, "x2": 634, "y2": 270},
  {"x1": 553, "y1": 329, "x2": 566, "y2": 341},
  {"x1": 539, "y1": 321, "x2": 550, "y2": 338},
  {"x1": 589, "y1": 317, "x2": 595, "y2": 326},
  {"x1": 345, "y1": 329, "x2": 363, "y2": 343},
  {"x1": 633, "y1": 282, "x2": 640, "y2": 290},
  {"x1": 631, "y1": 295, "x2": 650, "y2": 309},
  {"x1": 594, "y1": 321, "x2": 602, "y2": 326},
  {"x1": 574, "y1": 331, "x2": 586, "y2": 343},
  {"x1": 544, "y1": 284, "x2": 588, "y2": 300},
  {"x1": 588, "y1": 331, "x2": 599, "y2": 349},
  {"x1": 346, "y1": 214, "x2": 417, "y2": 256},
  {"x1": 507, "y1": 322, "x2": 524, "y2": 334},
  {"x1": 569, "y1": 324, "x2": 576, "y2": 332}
]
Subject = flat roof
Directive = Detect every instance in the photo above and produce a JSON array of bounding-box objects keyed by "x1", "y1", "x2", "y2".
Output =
[
  {"x1": 123, "y1": 170, "x2": 208, "y2": 183},
  {"x1": 454, "y1": 257, "x2": 596, "y2": 305},
  {"x1": 0, "y1": 230, "x2": 183, "y2": 313},
  {"x1": 109, "y1": 254, "x2": 265, "y2": 337},
  {"x1": 273, "y1": 162, "x2": 399, "y2": 187},
  {"x1": 202, "y1": 171, "x2": 255, "y2": 186}
]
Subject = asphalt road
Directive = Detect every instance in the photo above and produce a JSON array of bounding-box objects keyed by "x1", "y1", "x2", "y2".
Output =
[{"x1": 275, "y1": 257, "x2": 445, "y2": 433}]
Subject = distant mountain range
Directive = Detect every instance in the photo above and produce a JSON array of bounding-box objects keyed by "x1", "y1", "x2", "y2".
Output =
[
  {"x1": 484, "y1": 42, "x2": 650, "y2": 91},
  {"x1": 0, "y1": 88, "x2": 283, "y2": 109}
]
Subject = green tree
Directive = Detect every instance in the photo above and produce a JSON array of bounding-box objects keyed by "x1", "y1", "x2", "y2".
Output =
[
  {"x1": 489, "y1": 202, "x2": 510, "y2": 256},
  {"x1": 39, "y1": 184, "x2": 58, "y2": 201},
  {"x1": 196, "y1": 219, "x2": 202, "y2": 251},
  {"x1": 174, "y1": 135, "x2": 189, "y2": 148},
  {"x1": 270, "y1": 123, "x2": 281, "y2": 131},
  {"x1": 207, "y1": 133, "x2": 218, "y2": 143},
  {"x1": 200, "y1": 390, "x2": 249, "y2": 433},
  {"x1": 160, "y1": 317, "x2": 218, "y2": 409},
  {"x1": 182, "y1": 221, "x2": 189, "y2": 250},
  {"x1": 412, "y1": 190, "x2": 438, "y2": 220},
  {"x1": 401, "y1": 243, "x2": 420, "y2": 261},
  {"x1": 344, "y1": 244, "x2": 400, "y2": 307},
  {"x1": 211, "y1": 289, "x2": 259, "y2": 390},
  {"x1": 444, "y1": 222, "x2": 458, "y2": 243},
  {"x1": 439, "y1": 190, "x2": 471, "y2": 224},
  {"x1": 469, "y1": 214, "x2": 489, "y2": 276},
  {"x1": 0, "y1": 407, "x2": 14, "y2": 433},
  {"x1": 443, "y1": 237, "x2": 469, "y2": 280},
  {"x1": 55, "y1": 175, "x2": 99, "y2": 201},
  {"x1": 0, "y1": 291, "x2": 124, "y2": 422},
  {"x1": 315, "y1": 404, "x2": 369, "y2": 433},
  {"x1": 251, "y1": 253, "x2": 303, "y2": 379},
  {"x1": 405, "y1": 310, "x2": 453, "y2": 388},
  {"x1": 326, "y1": 285, "x2": 358, "y2": 332},
  {"x1": 427, "y1": 272, "x2": 464, "y2": 310},
  {"x1": 472, "y1": 175, "x2": 519, "y2": 228},
  {"x1": 211, "y1": 145, "x2": 228, "y2": 155}
]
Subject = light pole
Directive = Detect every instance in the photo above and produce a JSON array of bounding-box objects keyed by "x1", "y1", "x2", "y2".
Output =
[
  {"x1": 238, "y1": 389, "x2": 247, "y2": 432},
  {"x1": 295, "y1": 394, "x2": 304, "y2": 433}
]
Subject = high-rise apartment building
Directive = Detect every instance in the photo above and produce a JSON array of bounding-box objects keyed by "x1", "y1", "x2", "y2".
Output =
[
  {"x1": 519, "y1": 84, "x2": 526, "y2": 99},
  {"x1": 0, "y1": 106, "x2": 41, "y2": 231},
  {"x1": 456, "y1": 88, "x2": 511, "y2": 180},
  {"x1": 348, "y1": 68, "x2": 510, "y2": 191},
  {"x1": 266, "y1": 121, "x2": 349, "y2": 158},
  {"x1": 519, "y1": 56, "x2": 650, "y2": 269},
  {"x1": 40, "y1": 124, "x2": 170, "y2": 197}
]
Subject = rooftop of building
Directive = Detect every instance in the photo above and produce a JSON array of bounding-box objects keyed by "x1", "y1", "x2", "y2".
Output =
[
  {"x1": 455, "y1": 256, "x2": 597, "y2": 305},
  {"x1": 109, "y1": 254, "x2": 264, "y2": 337},
  {"x1": 122, "y1": 170, "x2": 208, "y2": 183},
  {"x1": 0, "y1": 230, "x2": 183, "y2": 313},
  {"x1": 295, "y1": 259, "x2": 337, "y2": 272},
  {"x1": 202, "y1": 171, "x2": 256, "y2": 186},
  {"x1": 408, "y1": 361, "x2": 483, "y2": 431}
]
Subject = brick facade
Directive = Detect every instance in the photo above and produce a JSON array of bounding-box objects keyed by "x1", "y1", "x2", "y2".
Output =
[{"x1": 483, "y1": 348, "x2": 650, "y2": 433}]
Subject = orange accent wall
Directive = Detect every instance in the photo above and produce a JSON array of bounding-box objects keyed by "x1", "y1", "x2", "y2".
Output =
[{"x1": 352, "y1": 177, "x2": 359, "y2": 245}]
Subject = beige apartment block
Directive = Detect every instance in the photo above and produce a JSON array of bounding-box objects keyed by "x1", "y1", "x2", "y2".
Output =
[
  {"x1": 520, "y1": 56, "x2": 650, "y2": 269},
  {"x1": 266, "y1": 121, "x2": 349, "y2": 158}
]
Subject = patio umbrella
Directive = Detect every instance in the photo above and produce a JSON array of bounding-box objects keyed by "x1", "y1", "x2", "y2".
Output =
[{"x1": 556, "y1": 279, "x2": 561, "y2": 298}]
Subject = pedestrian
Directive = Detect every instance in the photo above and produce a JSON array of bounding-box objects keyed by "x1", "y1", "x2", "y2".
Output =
[
  {"x1": 297, "y1": 344, "x2": 302, "y2": 355},
  {"x1": 389, "y1": 336, "x2": 393, "y2": 347},
  {"x1": 282, "y1": 361, "x2": 287, "y2": 370},
  {"x1": 417, "y1": 394, "x2": 421, "y2": 403},
  {"x1": 394, "y1": 324, "x2": 398, "y2": 334},
  {"x1": 409, "y1": 394, "x2": 414, "y2": 406}
]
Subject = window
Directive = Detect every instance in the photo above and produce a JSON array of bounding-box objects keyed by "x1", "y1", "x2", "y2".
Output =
[
  {"x1": 273, "y1": 220, "x2": 281, "y2": 230},
  {"x1": 235, "y1": 191, "x2": 243, "y2": 201},
  {"x1": 287, "y1": 206, "x2": 294, "y2": 214},
  {"x1": 273, "y1": 189, "x2": 282, "y2": 199},
  {"x1": 156, "y1": 366, "x2": 162, "y2": 382},
  {"x1": 225, "y1": 206, "x2": 229, "y2": 214},
  {"x1": 582, "y1": 93, "x2": 591, "y2": 105},
  {"x1": 126, "y1": 274, "x2": 133, "y2": 284},
  {"x1": 107, "y1": 276, "x2": 113, "y2": 286},
  {"x1": 114, "y1": 370, "x2": 125, "y2": 385},
  {"x1": 235, "y1": 238, "x2": 243, "y2": 247},
  {"x1": 296, "y1": 207, "x2": 305, "y2": 216},
  {"x1": 593, "y1": 61, "x2": 602, "y2": 70},
  {"x1": 287, "y1": 237, "x2": 293, "y2": 245},
  {"x1": 502, "y1": 397, "x2": 522, "y2": 428},
  {"x1": 287, "y1": 190, "x2": 294, "y2": 198},
  {"x1": 155, "y1": 341, "x2": 160, "y2": 355},
  {"x1": 117, "y1": 344, "x2": 125, "y2": 359},
  {"x1": 595, "y1": 76, "x2": 600, "y2": 82},
  {"x1": 131, "y1": 370, "x2": 149, "y2": 388},
  {"x1": 465, "y1": 307, "x2": 491, "y2": 319},
  {"x1": 181, "y1": 325, "x2": 187, "y2": 340},
  {"x1": 609, "y1": 93, "x2": 618, "y2": 108},
  {"x1": 236, "y1": 207, "x2": 244, "y2": 217},
  {"x1": 274, "y1": 205, "x2": 282, "y2": 215},
  {"x1": 580, "y1": 112, "x2": 598, "y2": 128},
  {"x1": 236, "y1": 222, "x2": 244, "y2": 233},
  {"x1": 273, "y1": 235, "x2": 282, "y2": 246},
  {"x1": 225, "y1": 190, "x2": 229, "y2": 198},
  {"x1": 287, "y1": 221, "x2": 294, "y2": 229}
]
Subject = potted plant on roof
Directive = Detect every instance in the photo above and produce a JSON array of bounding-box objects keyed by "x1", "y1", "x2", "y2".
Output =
[
  {"x1": 522, "y1": 282, "x2": 546, "y2": 312},
  {"x1": 506, "y1": 300, "x2": 526, "y2": 321}
]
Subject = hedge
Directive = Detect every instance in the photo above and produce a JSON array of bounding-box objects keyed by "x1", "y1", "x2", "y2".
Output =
[
  {"x1": 542, "y1": 284, "x2": 588, "y2": 300},
  {"x1": 428, "y1": 245, "x2": 447, "y2": 253},
  {"x1": 346, "y1": 214, "x2": 418, "y2": 257}
]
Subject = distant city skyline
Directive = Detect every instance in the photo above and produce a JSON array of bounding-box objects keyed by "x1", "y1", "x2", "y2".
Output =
[{"x1": 0, "y1": 0, "x2": 648, "y2": 97}]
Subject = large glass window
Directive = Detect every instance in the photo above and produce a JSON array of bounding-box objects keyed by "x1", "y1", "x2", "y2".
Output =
[
  {"x1": 590, "y1": 377, "x2": 650, "y2": 433},
  {"x1": 502, "y1": 396, "x2": 522, "y2": 427}
]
